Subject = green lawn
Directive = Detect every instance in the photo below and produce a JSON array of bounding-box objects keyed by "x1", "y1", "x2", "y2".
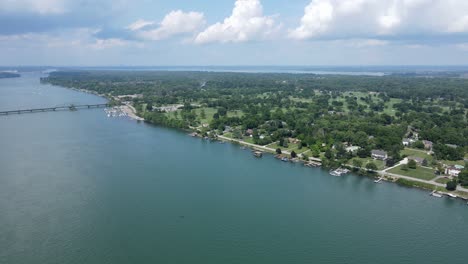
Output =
[
  {"x1": 440, "y1": 160, "x2": 466, "y2": 167},
  {"x1": 242, "y1": 136, "x2": 255, "y2": 144},
  {"x1": 383, "y1": 98, "x2": 402, "y2": 116},
  {"x1": 166, "y1": 107, "x2": 244, "y2": 124},
  {"x1": 266, "y1": 142, "x2": 309, "y2": 154},
  {"x1": 388, "y1": 165, "x2": 437, "y2": 181},
  {"x1": 401, "y1": 148, "x2": 434, "y2": 163},
  {"x1": 435, "y1": 177, "x2": 451, "y2": 184},
  {"x1": 193, "y1": 107, "x2": 217, "y2": 124},
  {"x1": 348, "y1": 157, "x2": 386, "y2": 170}
]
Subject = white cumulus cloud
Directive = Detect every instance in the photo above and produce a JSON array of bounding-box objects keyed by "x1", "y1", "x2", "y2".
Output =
[
  {"x1": 290, "y1": 0, "x2": 468, "y2": 40},
  {"x1": 289, "y1": 0, "x2": 334, "y2": 40},
  {"x1": 129, "y1": 10, "x2": 205, "y2": 41},
  {"x1": 194, "y1": 0, "x2": 278, "y2": 44}
]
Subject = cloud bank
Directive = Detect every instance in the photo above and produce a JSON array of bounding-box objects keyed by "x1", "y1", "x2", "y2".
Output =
[
  {"x1": 194, "y1": 0, "x2": 278, "y2": 44},
  {"x1": 289, "y1": 0, "x2": 468, "y2": 40}
]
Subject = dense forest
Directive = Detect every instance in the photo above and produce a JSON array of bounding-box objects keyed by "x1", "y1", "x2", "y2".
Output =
[{"x1": 42, "y1": 70, "x2": 468, "y2": 185}]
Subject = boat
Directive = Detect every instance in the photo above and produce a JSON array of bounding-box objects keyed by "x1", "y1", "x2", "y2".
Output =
[
  {"x1": 329, "y1": 170, "x2": 342, "y2": 176},
  {"x1": 253, "y1": 151, "x2": 263, "y2": 158},
  {"x1": 374, "y1": 178, "x2": 383, "y2": 183},
  {"x1": 430, "y1": 190, "x2": 442, "y2": 198},
  {"x1": 447, "y1": 193, "x2": 457, "y2": 198},
  {"x1": 281, "y1": 157, "x2": 289, "y2": 162}
]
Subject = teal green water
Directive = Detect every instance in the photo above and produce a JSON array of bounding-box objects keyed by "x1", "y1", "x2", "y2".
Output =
[{"x1": 1, "y1": 73, "x2": 467, "y2": 264}]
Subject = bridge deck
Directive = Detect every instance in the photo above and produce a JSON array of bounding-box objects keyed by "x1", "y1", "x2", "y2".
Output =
[{"x1": 0, "y1": 104, "x2": 110, "y2": 115}]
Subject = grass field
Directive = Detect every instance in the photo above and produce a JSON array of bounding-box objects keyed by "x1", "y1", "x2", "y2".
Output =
[
  {"x1": 435, "y1": 177, "x2": 451, "y2": 184},
  {"x1": 348, "y1": 157, "x2": 386, "y2": 170},
  {"x1": 401, "y1": 148, "x2": 434, "y2": 163},
  {"x1": 440, "y1": 160, "x2": 466, "y2": 167},
  {"x1": 388, "y1": 165, "x2": 437, "y2": 181},
  {"x1": 166, "y1": 107, "x2": 244, "y2": 124},
  {"x1": 266, "y1": 142, "x2": 309, "y2": 154}
]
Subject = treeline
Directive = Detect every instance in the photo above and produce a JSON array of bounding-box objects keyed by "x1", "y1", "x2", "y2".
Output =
[{"x1": 42, "y1": 70, "x2": 468, "y2": 161}]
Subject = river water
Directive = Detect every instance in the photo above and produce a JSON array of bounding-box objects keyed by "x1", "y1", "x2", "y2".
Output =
[{"x1": 1, "y1": 73, "x2": 467, "y2": 264}]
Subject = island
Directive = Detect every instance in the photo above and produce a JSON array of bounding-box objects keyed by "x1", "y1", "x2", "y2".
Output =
[
  {"x1": 0, "y1": 72, "x2": 20, "y2": 79},
  {"x1": 41, "y1": 70, "x2": 468, "y2": 198}
]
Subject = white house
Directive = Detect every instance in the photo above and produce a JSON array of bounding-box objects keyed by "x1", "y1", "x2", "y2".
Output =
[{"x1": 445, "y1": 165, "x2": 464, "y2": 177}]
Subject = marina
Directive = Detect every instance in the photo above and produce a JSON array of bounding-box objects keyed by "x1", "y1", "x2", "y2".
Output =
[{"x1": 104, "y1": 107, "x2": 128, "y2": 118}]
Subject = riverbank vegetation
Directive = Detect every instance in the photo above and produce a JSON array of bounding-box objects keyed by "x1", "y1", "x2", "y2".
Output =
[{"x1": 42, "y1": 70, "x2": 468, "y2": 188}]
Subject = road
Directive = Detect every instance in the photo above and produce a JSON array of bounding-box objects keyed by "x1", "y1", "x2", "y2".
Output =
[{"x1": 217, "y1": 135, "x2": 292, "y2": 155}]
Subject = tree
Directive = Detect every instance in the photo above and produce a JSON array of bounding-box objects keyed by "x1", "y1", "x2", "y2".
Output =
[
  {"x1": 291, "y1": 151, "x2": 297, "y2": 158},
  {"x1": 408, "y1": 159, "x2": 417, "y2": 169},
  {"x1": 324, "y1": 149, "x2": 334, "y2": 160},
  {"x1": 276, "y1": 148, "x2": 282, "y2": 154},
  {"x1": 421, "y1": 159, "x2": 428, "y2": 167},
  {"x1": 412, "y1": 140, "x2": 425, "y2": 149},
  {"x1": 146, "y1": 103, "x2": 153, "y2": 111},
  {"x1": 446, "y1": 179, "x2": 457, "y2": 191},
  {"x1": 366, "y1": 162, "x2": 378, "y2": 171},
  {"x1": 352, "y1": 159, "x2": 363, "y2": 168},
  {"x1": 458, "y1": 170, "x2": 468, "y2": 186}
]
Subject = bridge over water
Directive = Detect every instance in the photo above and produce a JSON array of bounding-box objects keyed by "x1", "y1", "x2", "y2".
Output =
[{"x1": 0, "y1": 103, "x2": 111, "y2": 115}]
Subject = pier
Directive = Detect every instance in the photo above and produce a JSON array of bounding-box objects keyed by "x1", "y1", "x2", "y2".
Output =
[{"x1": 0, "y1": 104, "x2": 110, "y2": 116}]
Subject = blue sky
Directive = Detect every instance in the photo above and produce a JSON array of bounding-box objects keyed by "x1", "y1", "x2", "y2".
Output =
[{"x1": 1, "y1": 0, "x2": 468, "y2": 66}]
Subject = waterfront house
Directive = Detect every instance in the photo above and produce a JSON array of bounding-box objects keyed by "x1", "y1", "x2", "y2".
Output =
[
  {"x1": 371, "y1": 150, "x2": 388, "y2": 160},
  {"x1": 422, "y1": 140, "x2": 433, "y2": 150},
  {"x1": 245, "y1": 129, "x2": 254, "y2": 136},
  {"x1": 346, "y1": 146, "x2": 360, "y2": 153},
  {"x1": 445, "y1": 165, "x2": 464, "y2": 177},
  {"x1": 408, "y1": 156, "x2": 426, "y2": 165}
]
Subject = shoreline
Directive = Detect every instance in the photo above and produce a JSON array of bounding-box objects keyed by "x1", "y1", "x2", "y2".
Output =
[
  {"x1": 209, "y1": 131, "x2": 468, "y2": 201},
  {"x1": 46, "y1": 82, "x2": 468, "y2": 202}
]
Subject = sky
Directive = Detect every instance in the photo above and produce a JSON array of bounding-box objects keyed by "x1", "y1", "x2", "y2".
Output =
[{"x1": 1, "y1": 0, "x2": 468, "y2": 66}]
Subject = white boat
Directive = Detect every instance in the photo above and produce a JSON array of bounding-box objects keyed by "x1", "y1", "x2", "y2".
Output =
[
  {"x1": 447, "y1": 193, "x2": 457, "y2": 198},
  {"x1": 330, "y1": 170, "x2": 341, "y2": 176},
  {"x1": 430, "y1": 191, "x2": 442, "y2": 198},
  {"x1": 374, "y1": 178, "x2": 383, "y2": 183}
]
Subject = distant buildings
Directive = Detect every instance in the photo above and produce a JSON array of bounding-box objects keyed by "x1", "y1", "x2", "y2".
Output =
[{"x1": 371, "y1": 150, "x2": 388, "y2": 160}]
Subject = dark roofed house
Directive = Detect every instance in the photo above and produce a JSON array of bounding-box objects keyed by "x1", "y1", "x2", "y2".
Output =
[
  {"x1": 371, "y1": 150, "x2": 388, "y2": 160},
  {"x1": 408, "y1": 156, "x2": 427, "y2": 165}
]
